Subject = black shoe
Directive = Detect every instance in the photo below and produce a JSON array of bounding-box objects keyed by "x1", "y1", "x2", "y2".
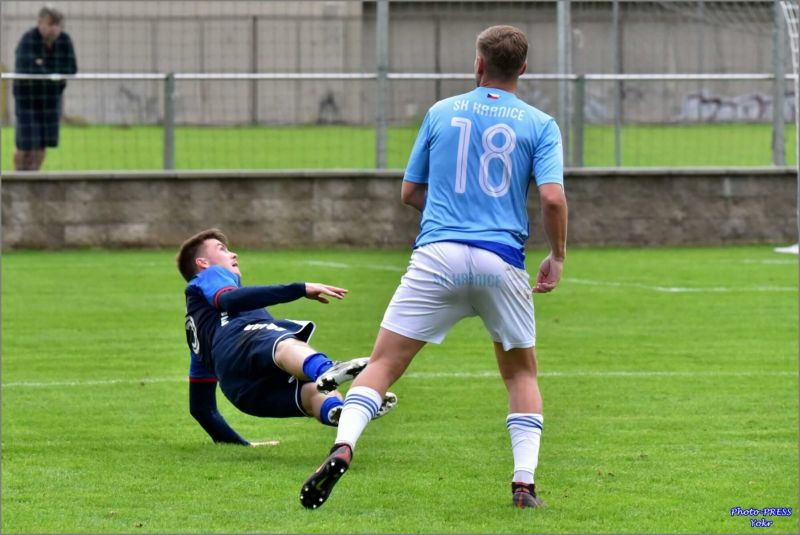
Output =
[
  {"x1": 300, "y1": 444, "x2": 352, "y2": 509},
  {"x1": 512, "y1": 482, "x2": 545, "y2": 508}
]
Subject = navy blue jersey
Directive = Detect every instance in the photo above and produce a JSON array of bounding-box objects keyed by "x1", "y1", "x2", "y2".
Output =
[{"x1": 183, "y1": 266, "x2": 307, "y2": 380}]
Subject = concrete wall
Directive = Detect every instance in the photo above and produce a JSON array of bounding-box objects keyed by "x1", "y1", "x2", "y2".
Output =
[{"x1": 2, "y1": 169, "x2": 796, "y2": 250}]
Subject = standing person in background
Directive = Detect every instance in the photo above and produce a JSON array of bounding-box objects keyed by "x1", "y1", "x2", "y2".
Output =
[
  {"x1": 300, "y1": 24, "x2": 568, "y2": 511},
  {"x1": 13, "y1": 5, "x2": 77, "y2": 171}
]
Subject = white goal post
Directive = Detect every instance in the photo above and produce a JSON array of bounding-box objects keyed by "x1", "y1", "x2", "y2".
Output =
[{"x1": 779, "y1": 1, "x2": 800, "y2": 254}]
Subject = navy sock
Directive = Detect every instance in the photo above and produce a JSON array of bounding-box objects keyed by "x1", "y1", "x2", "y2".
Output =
[
  {"x1": 320, "y1": 396, "x2": 343, "y2": 427},
  {"x1": 302, "y1": 353, "x2": 333, "y2": 381}
]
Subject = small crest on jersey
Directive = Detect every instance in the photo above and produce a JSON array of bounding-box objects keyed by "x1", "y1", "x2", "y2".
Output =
[{"x1": 487, "y1": 92, "x2": 501, "y2": 100}]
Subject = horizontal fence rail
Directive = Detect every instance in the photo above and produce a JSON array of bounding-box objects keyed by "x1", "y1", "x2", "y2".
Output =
[
  {"x1": 1, "y1": 72, "x2": 795, "y2": 81},
  {"x1": 1, "y1": 72, "x2": 795, "y2": 170}
]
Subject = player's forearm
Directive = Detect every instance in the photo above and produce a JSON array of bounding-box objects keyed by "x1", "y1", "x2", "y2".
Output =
[
  {"x1": 216, "y1": 283, "x2": 306, "y2": 313},
  {"x1": 541, "y1": 193, "x2": 568, "y2": 261},
  {"x1": 404, "y1": 190, "x2": 426, "y2": 212},
  {"x1": 401, "y1": 181, "x2": 427, "y2": 212},
  {"x1": 196, "y1": 411, "x2": 250, "y2": 445},
  {"x1": 189, "y1": 381, "x2": 249, "y2": 446}
]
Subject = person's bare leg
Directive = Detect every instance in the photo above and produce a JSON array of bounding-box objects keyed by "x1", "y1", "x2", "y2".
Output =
[
  {"x1": 494, "y1": 342, "x2": 545, "y2": 508},
  {"x1": 273, "y1": 338, "x2": 318, "y2": 379},
  {"x1": 348, "y1": 327, "x2": 426, "y2": 397},
  {"x1": 299, "y1": 383, "x2": 343, "y2": 421},
  {"x1": 31, "y1": 148, "x2": 46, "y2": 170},
  {"x1": 14, "y1": 150, "x2": 35, "y2": 170},
  {"x1": 494, "y1": 343, "x2": 541, "y2": 414},
  {"x1": 300, "y1": 328, "x2": 425, "y2": 509}
]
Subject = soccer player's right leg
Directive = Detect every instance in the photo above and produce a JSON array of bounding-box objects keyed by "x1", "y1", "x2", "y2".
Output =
[{"x1": 300, "y1": 328, "x2": 424, "y2": 510}]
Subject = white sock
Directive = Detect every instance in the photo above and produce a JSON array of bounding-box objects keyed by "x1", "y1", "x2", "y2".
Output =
[
  {"x1": 334, "y1": 386, "x2": 383, "y2": 451},
  {"x1": 507, "y1": 413, "x2": 543, "y2": 484}
]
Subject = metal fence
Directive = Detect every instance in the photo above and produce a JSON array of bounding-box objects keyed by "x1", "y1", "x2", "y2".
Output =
[
  {"x1": 0, "y1": 0, "x2": 793, "y2": 170},
  {"x1": 2, "y1": 71, "x2": 792, "y2": 170}
]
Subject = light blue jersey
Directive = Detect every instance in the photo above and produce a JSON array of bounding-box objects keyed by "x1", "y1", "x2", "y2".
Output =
[{"x1": 404, "y1": 86, "x2": 564, "y2": 268}]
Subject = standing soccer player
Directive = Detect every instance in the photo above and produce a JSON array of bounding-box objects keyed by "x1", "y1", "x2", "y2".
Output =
[{"x1": 300, "y1": 25, "x2": 567, "y2": 510}]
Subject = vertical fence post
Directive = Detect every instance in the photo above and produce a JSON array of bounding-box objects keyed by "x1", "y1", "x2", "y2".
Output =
[
  {"x1": 251, "y1": 15, "x2": 259, "y2": 126},
  {"x1": 375, "y1": 0, "x2": 390, "y2": 169},
  {"x1": 573, "y1": 75, "x2": 585, "y2": 167},
  {"x1": 612, "y1": 0, "x2": 622, "y2": 167},
  {"x1": 557, "y1": 0, "x2": 572, "y2": 166},
  {"x1": 774, "y1": 0, "x2": 786, "y2": 166},
  {"x1": 434, "y1": 15, "x2": 442, "y2": 103},
  {"x1": 697, "y1": 0, "x2": 705, "y2": 122},
  {"x1": 163, "y1": 73, "x2": 175, "y2": 170}
]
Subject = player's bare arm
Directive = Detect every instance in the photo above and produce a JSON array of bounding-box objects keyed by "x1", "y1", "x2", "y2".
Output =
[
  {"x1": 400, "y1": 181, "x2": 428, "y2": 212},
  {"x1": 535, "y1": 183, "x2": 568, "y2": 293},
  {"x1": 305, "y1": 283, "x2": 348, "y2": 304}
]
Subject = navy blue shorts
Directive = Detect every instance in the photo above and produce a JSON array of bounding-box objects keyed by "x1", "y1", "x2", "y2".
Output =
[
  {"x1": 215, "y1": 320, "x2": 317, "y2": 418},
  {"x1": 15, "y1": 107, "x2": 61, "y2": 151}
]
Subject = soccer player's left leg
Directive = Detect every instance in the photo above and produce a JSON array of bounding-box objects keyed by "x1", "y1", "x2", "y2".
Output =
[
  {"x1": 274, "y1": 338, "x2": 369, "y2": 389},
  {"x1": 495, "y1": 344, "x2": 545, "y2": 508}
]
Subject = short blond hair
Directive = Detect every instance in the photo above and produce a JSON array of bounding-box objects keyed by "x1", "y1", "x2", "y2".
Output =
[{"x1": 476, "y1": 25, "x2": 528, "y2": 82}]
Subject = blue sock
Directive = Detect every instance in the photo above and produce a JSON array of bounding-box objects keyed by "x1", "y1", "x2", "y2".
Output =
[
  {"x1": 302, "y1": 353, "x2": 333, "y2": 381},
  {"x1": 320, "y1": 396, "x2": 343, "y2": 427}
]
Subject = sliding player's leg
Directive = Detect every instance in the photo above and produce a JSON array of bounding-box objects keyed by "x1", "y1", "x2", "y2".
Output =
[{"x1": 274, "y1": 337, "x2": 368, "y2": 387}]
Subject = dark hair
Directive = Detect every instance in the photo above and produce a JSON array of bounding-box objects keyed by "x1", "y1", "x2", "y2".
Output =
[
  {"x1": 38, "y1": 5, "x2": 64, "y2": 24},
  {"x1": 176, "y1": 228, "x2": 228, "y2": 282},
  {"x1": 476, "y1": 25, "x2": 528, "y2": 82}
]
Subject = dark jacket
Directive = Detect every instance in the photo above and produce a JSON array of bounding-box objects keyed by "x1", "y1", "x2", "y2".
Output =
[{"x1": 13, "y1": 27, "x2": 78, "y2": 109}]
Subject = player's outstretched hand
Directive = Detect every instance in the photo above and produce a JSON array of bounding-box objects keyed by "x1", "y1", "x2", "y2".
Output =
[
  {"x1": 533, "y1": 254, "x2": 564, "y2": 293},
  {"x1": 305, "y1": 283, "x2": 348, "y2": 304}
]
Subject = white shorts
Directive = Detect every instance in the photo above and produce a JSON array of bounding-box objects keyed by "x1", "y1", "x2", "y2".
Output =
[{"x1": 381, "y1": 241, "x2": 535, "y2": 350}]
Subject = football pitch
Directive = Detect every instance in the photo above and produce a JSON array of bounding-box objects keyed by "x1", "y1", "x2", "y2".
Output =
[
  {"x1": 1, "y1": 123, "x2": 796, "y2": 170},
  {"x1": 1, "y1": 246, "x2": 798, "y2": 533}
]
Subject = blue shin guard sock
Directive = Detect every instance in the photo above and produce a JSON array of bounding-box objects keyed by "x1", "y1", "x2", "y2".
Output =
[
  {"x1": 302, "y1": 353, "x2": 333, "y2": 381},
  {"x1": 320, "y1": 396, "x2": 344, "y2": 427}
]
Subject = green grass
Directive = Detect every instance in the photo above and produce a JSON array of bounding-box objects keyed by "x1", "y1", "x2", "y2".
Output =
[
  {"x1": 1, "y1": 123, "x2": 795, "y2": 170},
  {"x1": 2, "y1": 246, "x2": 798, "y2": 533}
]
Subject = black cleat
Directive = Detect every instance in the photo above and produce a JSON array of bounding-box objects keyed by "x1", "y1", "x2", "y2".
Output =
[
  {"x1": 512, "y1": 482, "x2": 545, "y2": 509},
  {"x1": 316, "y1": 357, "x2": 370, "y2": 393},
  {"x1": 300, "y1": 444, "x2": 352, "y2": 509}
]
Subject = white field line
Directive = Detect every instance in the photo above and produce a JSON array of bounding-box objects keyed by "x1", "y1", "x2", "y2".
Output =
[
  {"x1": 304, "y1": 260, "x2": 405, "y2": 272},
  {"x1": 3, "y1": 369, "x2": 795, "y2": 389},
  {"x1": 564, "y1": 277, "x2": 796, "y2": 293},
  {"x1": 303, "y1": 260, "x2": 795, "y2": 293},
  {"x1": 740, "y1": 259, "x2": 798, "y2": 265}
]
